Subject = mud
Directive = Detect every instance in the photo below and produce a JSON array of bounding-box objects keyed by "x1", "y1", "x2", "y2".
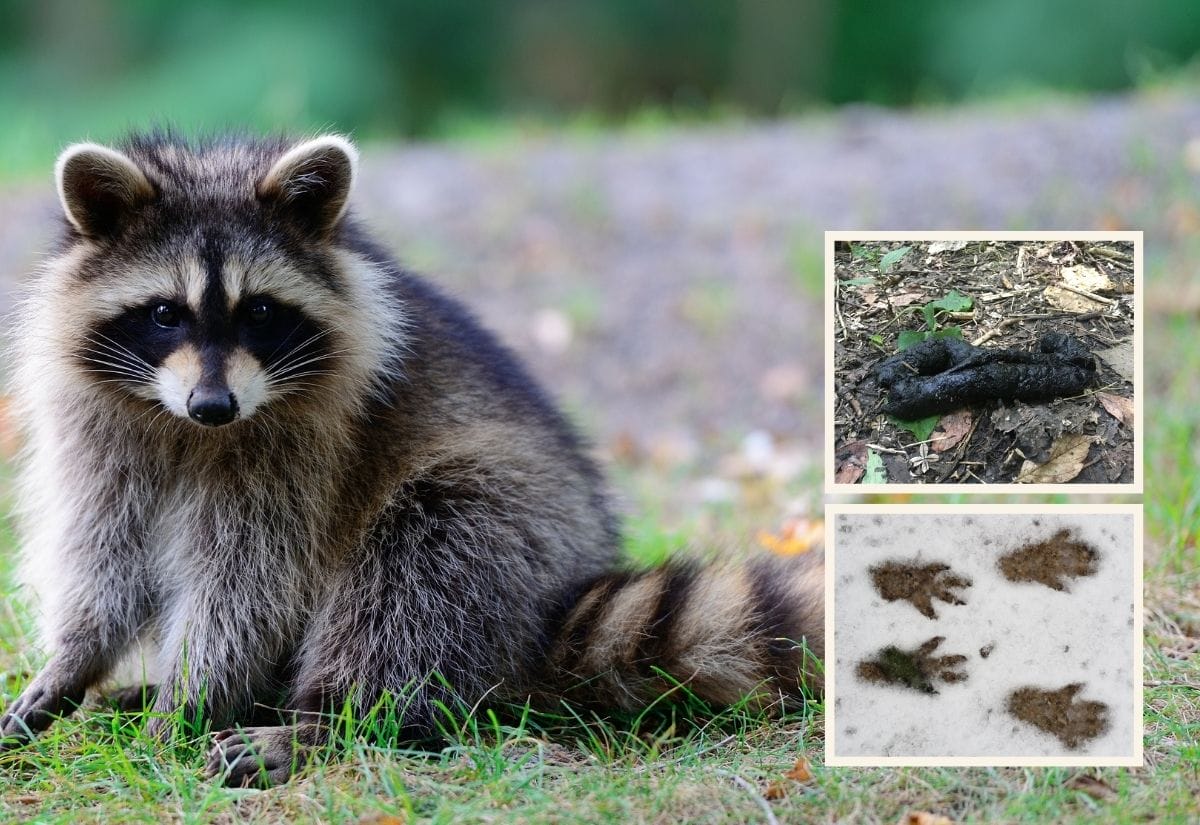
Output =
[
  {"x1": 998, "y1": 529, "x2": 1099, "y2": 591},
  {"x1": 1006, "y1": 683, "x2": 1110, "y2": 749},
  {"x1": 855, "y1": 636, "x2": 968, "y2": 695},
  {"x1": 869, "y1": 560, "x2": 971, "y2": 619}
]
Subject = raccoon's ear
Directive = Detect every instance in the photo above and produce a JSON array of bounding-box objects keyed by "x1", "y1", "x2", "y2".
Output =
[
  {"x1": 55, "y1": 143, "x2": 155, "y2": 239},
  {"x1": 258, "y1": 135, "x2": 358, "y2": 236}
]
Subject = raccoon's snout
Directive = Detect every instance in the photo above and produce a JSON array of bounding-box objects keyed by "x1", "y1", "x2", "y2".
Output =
[{"x1": 187, "y1": 385, "x2": 239, "y2": 427}]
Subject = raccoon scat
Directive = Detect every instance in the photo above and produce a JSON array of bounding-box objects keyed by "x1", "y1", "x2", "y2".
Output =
[{"x1": 2, "y1": 131, "x2": 823, "y2": 786}]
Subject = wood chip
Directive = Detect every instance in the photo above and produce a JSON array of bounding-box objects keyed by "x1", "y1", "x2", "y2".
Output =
[{"x1": 1043, "y1": 285, "x2": 1107, "y2": 313}]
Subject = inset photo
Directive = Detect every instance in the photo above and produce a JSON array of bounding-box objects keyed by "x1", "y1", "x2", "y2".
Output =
[
  {"x1": 826, "y1": 232, "x2": 1141, "y2": 491},
  {"x1": 825, "y1": 505, "x2": 1142, "y2": 766}
]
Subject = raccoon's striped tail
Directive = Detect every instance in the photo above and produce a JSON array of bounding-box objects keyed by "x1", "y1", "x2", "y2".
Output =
[{"x1": 543, "y1": 553, "x2": 824, "y2": 711}]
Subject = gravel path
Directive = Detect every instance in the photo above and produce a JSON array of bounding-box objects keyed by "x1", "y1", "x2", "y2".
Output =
[{"x1": 1, "y1": 92, "x2": 1195, "y2": 502}]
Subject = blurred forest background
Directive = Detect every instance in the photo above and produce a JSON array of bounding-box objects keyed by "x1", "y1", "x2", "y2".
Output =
[{"x1": 2, "y1": 0, "x2": 1200, "y2": 178}]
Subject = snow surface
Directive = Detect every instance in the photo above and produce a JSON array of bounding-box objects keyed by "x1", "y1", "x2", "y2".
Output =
[{"x1": 831, "y1": 512, "x2": 1136, "y2": 760}]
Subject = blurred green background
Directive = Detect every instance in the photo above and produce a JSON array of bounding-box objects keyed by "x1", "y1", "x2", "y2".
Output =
[{"x1": 2, "y1": 0, "x2": 1199, "y2": 179}]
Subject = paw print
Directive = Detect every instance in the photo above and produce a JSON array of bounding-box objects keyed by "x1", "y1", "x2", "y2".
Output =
[
  {"x1": 1006, "y1": 682, "x2": 1109, "y2": 748},
  {"x1": 870, "y1": 560, "x2": 971, "y2": 619},
  {"x1": 855, "y1": 636, "x2": 968, "y2": 694},
  {"x1": 999, "y1": 529, "x2": 1098, "y2": 591}
]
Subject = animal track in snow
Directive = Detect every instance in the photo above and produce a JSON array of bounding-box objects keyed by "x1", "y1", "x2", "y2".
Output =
[{"x1": 869, "y1": 560, "x2": 971, "y2": 619}]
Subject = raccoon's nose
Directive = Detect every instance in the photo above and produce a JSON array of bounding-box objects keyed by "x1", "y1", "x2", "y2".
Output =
[{"x1": 187, "y1": 386, "x2": 238, "y2": 427}]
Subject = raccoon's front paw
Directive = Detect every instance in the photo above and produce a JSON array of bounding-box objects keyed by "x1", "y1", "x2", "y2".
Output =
[
  {"x1": 0, "y1": 674, "x2": 84, "y2": 748},
  {"x1": 206, "y1": 725, "x2": 318, "y2": 788}
]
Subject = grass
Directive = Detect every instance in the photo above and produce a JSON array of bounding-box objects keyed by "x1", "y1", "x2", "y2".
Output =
[{"x1": 0, "y1": 291, "x2": 1197, "y2": 823}]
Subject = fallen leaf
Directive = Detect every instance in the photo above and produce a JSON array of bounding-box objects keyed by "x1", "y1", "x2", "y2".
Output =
[
  {"x1": 863, "y1": 448, "x2": 888, "y2": 484},
  {"x1": 1043, "y1": 285, "x2": 1107, "y2": 313},
  {"x1": 930, "y1": 410, "x2": 973, "y2": 452},
  {"x1": 927, "y1": 240, "x2": 967, "y2": 255},
  {"x1": 1016, "y1": 433, "x2": 1092, "y2": 484},
  {"x1": 784, "y1": 756, "x2": 813, "y2": 782},
  {"x1": 1066, "y1": 774, "x2": 1118, "y2": 802},
  {"x1": 1095, "y1": 392, "x2": 1134, "y2": 427},
  {"x1": 757, "y1": 520, "x2": 823, "y2": 556},
  {"x1": 358, "y1": 816, "x2": 407, "y2": 825},
  {"x1": 1061, "y1": 264, "x2": 1114, "y2": 294},
  {"x1": 763, "y1": 756, "x2": 814, "y2": 800},
  {"x1": 901, "y1": 813, "x2": 955, "y2": 825},
  {"x1": 1096, "y1": 342, "x2": 1135, "y2": 383},
  {"x1": 835, "y1": 440, "x2": 868, "y2": 484},
  {"x1": 888, "y1": 292, "x2": 926, "y2": 308}
]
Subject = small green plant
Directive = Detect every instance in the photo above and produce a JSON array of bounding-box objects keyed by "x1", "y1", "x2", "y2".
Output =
[
  {"x1": 878, "y1": 245, "x2": 911, "y2": 273},
  {"x1": 896, "y1": 290, "x2": 973, "y2": 350}
]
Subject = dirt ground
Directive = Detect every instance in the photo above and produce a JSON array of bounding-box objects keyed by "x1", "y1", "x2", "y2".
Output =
[
  {"x1": 834, "y1": 239, "x2": 1135, "y2": 484},
  {"x1": 0, "y1": 91, "x2": 1196, "y2": 526}
]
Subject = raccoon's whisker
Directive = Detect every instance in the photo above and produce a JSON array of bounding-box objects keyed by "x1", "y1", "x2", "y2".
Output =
[
  {"x1": 269, "y1": 349, "x2": 354, "y2": 380},
  {"x1": 85, "y1": 331, "x2": 154, "y2": 370},
  {"x1": 267, "y1": 341, "x2": 349, "y2": 377},
  {"x1": 79, "y1": 358, "x2": 152, "y2": 382},
  {"x1": 265, "y1": 326, "x2": 338, "y2": 367},
  {"x1": 79, "y1": 351, "x2": 152, "y2": 374}
]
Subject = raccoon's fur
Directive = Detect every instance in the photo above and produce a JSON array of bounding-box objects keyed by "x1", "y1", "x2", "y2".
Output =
[{"x1": 0, "y1": 132, "x2": 823, "y2": 786}]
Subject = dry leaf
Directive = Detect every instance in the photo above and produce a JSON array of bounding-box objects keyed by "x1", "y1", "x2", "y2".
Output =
[
  {"x1": 784, "y1": 756, "x2": 813, "y2": 782},
  {"x1": 901, "y1": 813, "x2": 955, "y2": 825},
  {"x1": 1016, "y1": 433, "x2": 1092, "y2": 484},
  {"x1": 1095, "y1": 392, "x2": 1134, "y2": 427},
  {"x1": 358, "y1": 815, "x2": 407, "y2": 825},
  {"x1": 1061, "y1": 264, "x2": 1114, "y2": 294},
  {"x1": 1043, "y1": 285, "x2": 1107, "y2": 313},
  {"x1": 930, "y1": 410, "x2": 973, "y2": 452},
  {"x1": 888, "y1": 292, "x2": 926, "y2": 308},
  {"x1": 1066, "y1": 774, "x2": 1118, "y2": 802},
  {"x1": 757, "y1": 519, "x2": 822, "y2": 556},
  {"x1": 763, "y1": 756, "x2": 814, "y2": 800},
  {"x1": 835, "y1": 440, "x2": 869, "y2": 484},
  {"x1": 1096, "y1": 342, "x2": 1135, "y2": 383},
  {"x1": 927, "y1": 240, "x2": 967, "y2": 255}
]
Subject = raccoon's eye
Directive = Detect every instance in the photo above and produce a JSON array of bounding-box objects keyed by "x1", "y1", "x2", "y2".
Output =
[
  {"x1": 151, "y1": 302, "x2": 181, "y2": 328},
  {"x1": 247, "y1": 298, "x2": 274, "y2": 327}
]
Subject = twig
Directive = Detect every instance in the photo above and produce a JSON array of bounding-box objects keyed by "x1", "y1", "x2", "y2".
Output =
[
  {"x1": 981, "y1": 287, "x2": 1036, "y2": 303},
  {"x1": 1089, "y1": 245, "x2": 1134, "y2": 267},
  {"x1": 972, "y1": 317, "x2": 1021, "y2": 346},
  {"x1": 714, "y1": 769, "x2": 780, "y2": 825},
  {"x1": 1144, "y1": 680, "x2": 1200, "y2": 689},
  {"x1": 1058, "y1": 283, "x2": 1116, "y2": 306},
  {"x1": 866, "y1": 443, "x2": 907, "y2": 456}
]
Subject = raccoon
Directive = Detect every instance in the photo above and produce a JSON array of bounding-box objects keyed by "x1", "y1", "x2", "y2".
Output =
[{"x1": 0, "y1": 132, "x2": 823, "y2": 787}]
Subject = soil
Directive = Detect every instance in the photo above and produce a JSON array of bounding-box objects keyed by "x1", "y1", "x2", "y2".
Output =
[
  {"x1": 869, "y1": 560, "x2": 971, "y2": 620},
  {"x1": 855, "y1": 636, "x2": 969, "y2": 695},
  {"x1": 834, "y1": 239, "x2": 1135, "y2": 485},
  {"x1": 998, "y1": 529, "x2": 1099, "y2": 591},
  {"x1": 1006, "y1": 683, "x2": 1109, "y2": 749}
]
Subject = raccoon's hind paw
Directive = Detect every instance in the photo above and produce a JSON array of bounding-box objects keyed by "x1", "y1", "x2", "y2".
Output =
[
  {"x1": 101, "y1": 684, "x2": 159, "y2": 713},
  {"x1": 205, "y1": 723, "x2": 324, "y2": 788}
]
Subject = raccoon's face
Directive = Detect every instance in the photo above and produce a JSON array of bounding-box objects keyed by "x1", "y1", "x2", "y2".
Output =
[{"x1": 49, "y1": 134, "x2": 373, "y2": 428}]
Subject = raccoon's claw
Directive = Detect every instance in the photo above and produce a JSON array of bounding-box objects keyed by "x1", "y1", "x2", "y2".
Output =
[
  {"x1": 0, "y1": 676, "x2": 83, "y2": 748},
  {"x1": 206, "y1": 726, "x2": 306, "y2": 788}
]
